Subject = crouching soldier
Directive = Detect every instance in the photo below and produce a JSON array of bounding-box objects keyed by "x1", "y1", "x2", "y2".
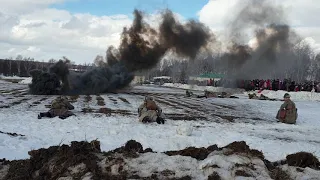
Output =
[
  {"x1": 138, "y1": 96, "x2": 165, "y2": 124},
  {"x1": 276, "y1": 93, "x2": 298, "y2": 124},
  {"x1": 38, "y1": 96, "x2": 75, "y2": 119}
]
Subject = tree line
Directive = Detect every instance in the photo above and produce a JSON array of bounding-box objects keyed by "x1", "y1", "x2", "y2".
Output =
[{"x1": 0, "y1": 55, "x2": 91, "y2": 77}]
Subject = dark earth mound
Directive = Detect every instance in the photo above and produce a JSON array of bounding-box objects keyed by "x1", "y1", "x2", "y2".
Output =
[{"x1": 1, "y1": 140, "x2": 319, "y2": 180}]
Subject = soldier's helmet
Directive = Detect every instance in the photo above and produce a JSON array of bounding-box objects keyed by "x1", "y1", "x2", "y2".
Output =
[
  {"x1": 283, "y1": 93, "x2": 290, "y2": 98},
  {"x1": 145, "y1": 96, "x2": 153, "y2": 101}
]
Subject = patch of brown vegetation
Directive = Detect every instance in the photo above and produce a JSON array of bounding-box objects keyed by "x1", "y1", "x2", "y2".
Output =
[
  {"x1": 97, "y1": 108, "x2": 132, "y2": 116},
  {"x1": 286, "y1": 152, "x2": 320, "y2": 170},
  {"x1": 212, "y1": 114, "x2": 235, "y2": 122},
  {"x1": 223, "y1": 141, "x2": 264, "y2": 159},
  {"x1": 165, "y1": 145, "x2": 219, "y2": 160},
  {"x1": 235, "y1": 170, "x2": 252, "y2": 177},
  {"x1": 98, "y1": 108, "x2": 111, "y2": 115},
  {"x1": 118, "y1": 97, "x2": 130, "y2": 104},
  {"x1": 165, "y1": 114, "x2": 207, "y2": 121},
  {"x1": 81, "y1": 108, "x2": 94, "y2": 113}
]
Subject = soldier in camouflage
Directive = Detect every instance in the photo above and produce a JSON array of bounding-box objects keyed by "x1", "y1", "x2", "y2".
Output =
[
  {"x1": 276, "y1": 93, "x2": 298, "y2": 124},
  {"x1": 138, "y1": 96, "x2": 165, "y2": 124},
  {"x1": 38, "y1": 96, "x2": 75, "y2": 119}
]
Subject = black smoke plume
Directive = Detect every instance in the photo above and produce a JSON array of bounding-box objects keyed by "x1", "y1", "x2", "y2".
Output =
[
  {"x1": 220, "y1": 0, "x2": 301, "y2": 80},
  {"x1": 29, "y1": 9, "x2": 211, "y2": 95}
]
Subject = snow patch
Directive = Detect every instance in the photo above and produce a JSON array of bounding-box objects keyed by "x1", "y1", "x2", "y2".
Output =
[
  {"x1": 247, "y1": 90, "x2": 320, "y2": 101},
  {"x1": 162, "y1": 83, "x2": 243, "y2": 93},
  {"x1": 19, "y1": 77, "x2": 32, "y2": 84},
  {"x1": 176, "y1": 123, "x2": 193, "y2": 136}
]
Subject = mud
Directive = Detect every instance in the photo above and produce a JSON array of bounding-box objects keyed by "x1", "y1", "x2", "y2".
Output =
[
  {"x1": 223, "y1": 141, "x2": 264, "y2": 159},
  {"x1": 118, "y1": 97, "x2": 130, "y2": 104},
  {"x1": 286, "y1": 152, "x2": 320, "y2": 170},
  {"x1": 235, "y1": 170, "x2": 252, "y2": 177},
  {"x1": 1, "y1": 140, "x2": 320, "y2": 180},
  {"x1": 4, "y1": 140, "x2": 102, "y2": 180},
  {"x1": 207, "y1": 172, "x2": 221, "y2": 180},
  {"x1": 269, "y1": 167, "x2": 292, "y2": 180}
]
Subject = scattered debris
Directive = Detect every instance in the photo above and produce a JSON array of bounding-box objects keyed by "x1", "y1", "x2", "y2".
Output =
[{"x1": 0, "y1": 131, "x2": 25, "y2": 137}]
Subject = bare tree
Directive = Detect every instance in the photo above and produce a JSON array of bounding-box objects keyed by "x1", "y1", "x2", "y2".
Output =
[
  {"x1": 6, "y1": 59, "x2": 12, "y2": 76},
  {"x1": 16, "y1": 60, "x2": 22, "y2": 76},
  {"x1": 94, "y1": 55, "x2": 105, "y2": 67},
  {"x1": 23, "y1": 57, "x2": 34, "y2": 76}
]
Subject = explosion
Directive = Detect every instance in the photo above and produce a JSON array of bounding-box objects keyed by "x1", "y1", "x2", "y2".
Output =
[{"x1": 29, "y1": 9, "x2": 211, "y2": 95}]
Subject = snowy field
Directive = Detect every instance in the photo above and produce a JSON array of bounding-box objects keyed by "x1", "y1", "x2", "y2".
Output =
[{"x1": 1, "y1": 80, "x2": 320, "y2": 164}]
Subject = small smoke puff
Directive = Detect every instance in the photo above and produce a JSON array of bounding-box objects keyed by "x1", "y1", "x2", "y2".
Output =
[{"x1": 176, "y1": 123, "x2": 193, "y2": 136}]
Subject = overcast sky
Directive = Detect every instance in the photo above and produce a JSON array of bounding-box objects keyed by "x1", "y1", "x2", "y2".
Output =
[{"x1": 0, "y1": 0, "x2": 319, "y2": 64}]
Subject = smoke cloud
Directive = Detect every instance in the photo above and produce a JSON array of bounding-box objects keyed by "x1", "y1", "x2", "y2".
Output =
[
  {"x1": 29, "y1": 9, "x2": 211, "y2": 95},
  {"x1": 221, "y1": 0, "x2": 302, "y2": 80}
]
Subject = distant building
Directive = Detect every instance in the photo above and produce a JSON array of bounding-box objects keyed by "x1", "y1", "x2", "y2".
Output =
[
  {"x1": 189, "y1": 73, "x2": 224, "y2": 86},
  {"x1": 153, "y1": 76, "x2": 172, "y2": 85}
]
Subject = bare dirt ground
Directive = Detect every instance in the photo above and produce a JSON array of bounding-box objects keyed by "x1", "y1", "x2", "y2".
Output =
[{"x1": 0, "y1": 139, "x2": 319, "y2": 180}]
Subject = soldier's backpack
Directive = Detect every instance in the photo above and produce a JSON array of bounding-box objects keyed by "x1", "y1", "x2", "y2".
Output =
[
  {"x1": 51, "y1": 99, "x2": 62, "y2": 109},
  {"x1": 146, "y1": 100, "x2": 157, "y2": 110}
]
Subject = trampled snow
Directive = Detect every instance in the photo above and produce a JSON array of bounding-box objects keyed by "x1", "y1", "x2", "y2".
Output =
[{"x1": 0, "y1": 82, "x2": 320, "y2": 165}]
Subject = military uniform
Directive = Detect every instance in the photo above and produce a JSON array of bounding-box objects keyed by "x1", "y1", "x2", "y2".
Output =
[
  {"x1": 276, "y1": 93, "x2": 298, "y2": 124},
  {"x1": 138, "y1": 96, "x2": 165, "y2": 124},
  {"x1": 38, "y1": 96, "x2": 75, "y2": 119}
]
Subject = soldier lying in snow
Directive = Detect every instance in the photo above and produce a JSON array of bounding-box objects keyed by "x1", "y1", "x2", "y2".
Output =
[
  {"x1": 205, "y1": 90, "x2": 238, "y2": 99},
  {"x1": 185, "y1": 90, "x2": 206, "y2": 98},
  {"x1": 248, "y1": 93, "x2": 276, "y2": 101},
  {"x1": 138, "y1": 96, "x2": 165, "y2": 124},
  {"x1": 38, "y1": 96, "x2": 75, "y2": 119},
  {"x1": 276, "y1": 93, "x2": 298, "y2": 124}
]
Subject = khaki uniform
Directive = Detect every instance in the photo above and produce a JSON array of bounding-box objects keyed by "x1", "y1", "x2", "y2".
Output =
[
  {"x1": 39, "y1": 97, "x2": 75, "y2": 119},
  {"x1": 248, "y1": 93, "x2": 259, "y2": 99},
  {"x1": 49, "y1": 97, "x2": 74, "y2": 117},
  {"x1": 276, "y1": 100, "x2": 298, "y2": 124},
  {"x1": 138, "y1": 99, "x2": 165, "y2": 122}
]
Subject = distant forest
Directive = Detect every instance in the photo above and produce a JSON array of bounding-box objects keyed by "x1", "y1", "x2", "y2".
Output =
[{"x1": 0, "y1": 56, "x2": 91, "y2": 77}]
